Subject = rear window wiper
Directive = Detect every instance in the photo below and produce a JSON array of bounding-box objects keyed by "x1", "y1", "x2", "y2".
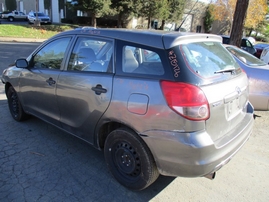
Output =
[{"x1": 214, "y1": 68, "x2": 235, "y2": 74}]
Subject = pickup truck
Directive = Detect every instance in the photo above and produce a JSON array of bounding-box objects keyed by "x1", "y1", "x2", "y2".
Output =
[{"x1": 1, "y1": 11, "x2": 27, "y2": 22}]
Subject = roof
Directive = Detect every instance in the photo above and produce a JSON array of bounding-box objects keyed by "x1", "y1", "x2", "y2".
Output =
[{"x1": 54, "y1": 27, "x2": 223, "y2": 49}]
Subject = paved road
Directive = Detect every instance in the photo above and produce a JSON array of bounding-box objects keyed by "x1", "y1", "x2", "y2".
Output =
[
  {"x1": 0, "y1": 19, "x2": 28, "y2": 25},
  {"x1": 0, "y1": 42, "x2": 269, "y2": 201}
]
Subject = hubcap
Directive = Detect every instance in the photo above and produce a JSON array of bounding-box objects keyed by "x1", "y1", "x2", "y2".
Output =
[{"x1": 114, "y1": 142, "x2": 141, "y2": 177}]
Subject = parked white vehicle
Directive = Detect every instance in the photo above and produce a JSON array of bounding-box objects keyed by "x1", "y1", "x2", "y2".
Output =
[
  {"x1": 260, "y1": 46, "x2": 269, "y2": 64},
  {"x1": 1, "y1": 10, "x2": 27, "y2": 22},
  {"x1": 27, "y1": 11, "x2": 51, "y2": 24}
]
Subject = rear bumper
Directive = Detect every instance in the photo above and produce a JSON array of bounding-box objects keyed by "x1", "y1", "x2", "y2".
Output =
[{"x1": 142, "y1": 102, "x2": 254, "y2": 177}]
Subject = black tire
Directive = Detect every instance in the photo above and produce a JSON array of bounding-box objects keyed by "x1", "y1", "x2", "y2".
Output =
[
  {"x1": 104, "y1": 128, "x2": 159, "y2": 190},
  {"x1": 7, "y1": 86, "x2": 29, "y2": 121},
  {"x1": 8, "y1": 17, "x2": 14, "y2": 22}
]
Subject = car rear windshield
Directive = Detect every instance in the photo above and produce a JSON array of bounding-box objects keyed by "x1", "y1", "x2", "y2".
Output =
[{"x1": 179, "y1": 42, "x2": 241, "y2": 78}]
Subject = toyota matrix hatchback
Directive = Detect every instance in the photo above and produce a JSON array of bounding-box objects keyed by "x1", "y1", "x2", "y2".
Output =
[{"x1": 1, "y1": 28, "x2": 254, "y2": 190}]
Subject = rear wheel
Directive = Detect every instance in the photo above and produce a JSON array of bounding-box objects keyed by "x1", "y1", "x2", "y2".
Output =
[
  {"x1": 8, "y1": 17, "x2": 14, "y2": 22},
  {"x1": 7, "y1": 86, "x2": 29, "y2": 121},
  {"x1": 104, "y1": 128, "x2": 159, "y2": 190}
]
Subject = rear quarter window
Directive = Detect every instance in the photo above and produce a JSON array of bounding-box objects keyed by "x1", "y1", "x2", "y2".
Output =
[{"x1": 122, "y1": 45, "x2": 164, "y2": 75}]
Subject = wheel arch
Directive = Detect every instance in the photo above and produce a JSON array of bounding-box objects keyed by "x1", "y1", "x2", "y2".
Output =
[
  {"x1": 96, "y1": 121, "x2": 140, "y2": 150},
  {"x1": 5, "y1": 82, "x2": 12, "y2": 96}
]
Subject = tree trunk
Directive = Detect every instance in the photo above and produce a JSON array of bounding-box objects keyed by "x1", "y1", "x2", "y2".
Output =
[
  {"x1": 147, "y1": 16, "x2": 151, "y2": 29},
  {"x1": 91, "y1": 13, "x2": 97, "y2": 27},
  {"x1": 117, "y1": 12, "x2": 122, "y2": 28},
  {"x1": 248, "y1": 29, "x2": 253, "y2": 37},
  {"x1": 229, "y1": 0, "x2": 250, "y2": 47},
  {"x1": 160, "y1": 20, "x2": 165, "y2": 30}
]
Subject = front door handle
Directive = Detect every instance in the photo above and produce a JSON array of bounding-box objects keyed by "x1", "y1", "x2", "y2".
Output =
[
  {"x1": 46, "y1": 77, "x2": 56, "y2": 86},
  {"x1": 91, "y1": 84, "x2": 107, "y2": 95}
]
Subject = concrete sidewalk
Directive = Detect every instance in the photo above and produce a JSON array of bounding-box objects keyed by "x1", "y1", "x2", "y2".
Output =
[{"x1": 0, "y1": 37, "x2": 46, "y2": 43}]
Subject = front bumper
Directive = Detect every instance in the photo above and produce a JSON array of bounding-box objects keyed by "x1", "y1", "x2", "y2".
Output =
[{"x1": 141, "y1": 103, "x2": 254, "y2": 178}]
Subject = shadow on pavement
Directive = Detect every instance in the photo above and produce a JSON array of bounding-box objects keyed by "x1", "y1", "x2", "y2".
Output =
[{"x1": 0, "y1": 99, "x2": 175, "y2": 201}]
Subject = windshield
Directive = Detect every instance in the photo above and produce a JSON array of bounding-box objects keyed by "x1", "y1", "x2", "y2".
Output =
[
  {"x1": 32, "y1": 13, "x2": 46, "y2": 16},
  {"x1": 180, "y1": 42, "x2": 240, "y2": 78},
  {"x1": 226, "y1": 46, "x2": 267, "y2": 67}
]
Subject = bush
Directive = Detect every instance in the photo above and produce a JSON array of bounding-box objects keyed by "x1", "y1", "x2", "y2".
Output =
[
  {"x1": 61, "y1": 18, "x2": 73, "y2": 24},
  {"x1": 255, "y1": 35, "x2": 269, "y2": 42},
  {"x1": 73, "y1": 16, "x2": 92, "y2": 25}
]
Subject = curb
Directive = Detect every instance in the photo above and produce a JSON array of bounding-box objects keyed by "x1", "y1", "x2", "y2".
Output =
[{"x1": 0, "y1": 37, "x2": 46, "y2": 43}]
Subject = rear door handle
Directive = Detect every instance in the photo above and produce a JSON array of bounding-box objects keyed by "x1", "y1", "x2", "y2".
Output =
[{"x1": 91, "y1": 84, "x2": 107, "y2": 95}]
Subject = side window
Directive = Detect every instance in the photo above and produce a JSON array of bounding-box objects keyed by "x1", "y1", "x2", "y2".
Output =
[
  {"x1": 245, "y1": 40, "x2": 252, "y2": 48},
  {"x1": 122, "y1": 45, "x2": 164, "y2": 75},
  {"x1": 33, "y1": 37, "x2": 71, "y2": 69},
  {"x1": 241, "y1": 39, "x2": 246, "y2": 47},
  {"x1": 68, "y1": 37, "x2": 113, "y2": 72}
]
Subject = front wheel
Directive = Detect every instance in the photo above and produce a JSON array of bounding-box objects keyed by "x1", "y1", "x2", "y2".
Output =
[
  {"x1": 7, "y1": 86, "x2": 29, "y2": 121},
  {"x1": 104, "y1": 128, "x2": 159, "y2": 190}
]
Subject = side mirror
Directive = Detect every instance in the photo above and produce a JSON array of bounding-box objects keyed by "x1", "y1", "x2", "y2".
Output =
[{"x1": 16, "y1": 58, "x2": 28, "y2": 68}]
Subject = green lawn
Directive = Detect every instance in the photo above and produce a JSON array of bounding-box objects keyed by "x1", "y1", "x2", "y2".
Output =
[{"x1": 0, "y1": 24, "x2": 77, "y2": 39}]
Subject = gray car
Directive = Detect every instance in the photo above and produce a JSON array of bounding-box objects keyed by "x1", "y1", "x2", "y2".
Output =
[
  {"x1": 222, "y1": 35, "x2": 256, "y2": 55},
  {"x1": 1, "y1": 28, "x2": 254, "y2": 190},
  {"x1": 27, "y1": 11, "x2": 51, "y2": 24},
  {"x1": 225, "y1": 44, "x2": 269, "y2": 110}
]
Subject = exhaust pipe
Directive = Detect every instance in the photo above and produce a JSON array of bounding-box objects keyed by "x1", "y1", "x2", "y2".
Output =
[{"x1": 204, "y1": 172, "x2": 216, "y2": 180}]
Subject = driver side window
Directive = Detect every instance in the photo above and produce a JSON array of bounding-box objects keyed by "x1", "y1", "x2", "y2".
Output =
[{"x1": 33, "y1": 37, "x2": 71, "y2": 69}]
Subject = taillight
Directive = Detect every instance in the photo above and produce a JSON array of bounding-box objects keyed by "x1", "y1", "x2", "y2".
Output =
[
  {"x1": 160, "y1": 81, "x2": 209, "y2": 121},
  {"x1": 241, "y1": 68, "x2": 246, "y2": 73}
]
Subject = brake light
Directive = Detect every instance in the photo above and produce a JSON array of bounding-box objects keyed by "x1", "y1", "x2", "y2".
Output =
[{"x1": 160, "y1": 81, "x2": 209, "y2": 121}]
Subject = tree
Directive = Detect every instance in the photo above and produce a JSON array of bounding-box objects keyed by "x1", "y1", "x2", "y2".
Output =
[
  {"x1": 210, "y1": 0, "x2": 267, "y2": 35},
  {"x1": 210, "y1": 0, "x2": 236, "y2": 34},
  {"x1": 244, "y1": 0, "x2": 267, "y2": 35},
  {"x1": 203, "y1": 5, "x2": 214, "y2": 33},
  {"x1": 70, "y1": 0, "x2": 112, "y2": 27},
  {"x1": 160, "y1": 0, "x2": 186, "y2": 30},
  {"x1": 5, "y1": 0, "x2": 16, "y2": 11},
  {"x1": 136, "y1": 0, "x2": 186, "y2": 30},
  {"x1": 229, "y1": 0, "x2": 249, "y2": 47},
  {"x1": 137, "y1": 0, "x2": 159, "y2": 29},
  {"x1": 169, "y1": 0, "x2": 186, "y2": 23},
  {"x1": 110, "y1": 0, "x2": 136, "y2": 28}
]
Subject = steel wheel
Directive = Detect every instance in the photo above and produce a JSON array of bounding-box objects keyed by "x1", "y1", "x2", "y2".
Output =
[
  {"x1": 113, "y1": 141, "x2": 141, "y2": 177},
  {"x1": 104, "y1": 128, "x2": 159, "y2": 190}
]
